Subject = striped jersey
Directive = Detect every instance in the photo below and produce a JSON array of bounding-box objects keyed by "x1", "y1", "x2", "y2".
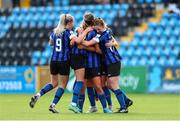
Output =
[
  {"x1": 50, "y1": 29, "x2": 75, "y2": 62},
  {"x1": 94, "y1": 29, "x2": 122, "y2": 65},
  {"x1": 85, "y1": 30, "x2": 101, "y2": 68},
  {"x1": 70, "y1": 29, "x2": 86, "y2": 55}
]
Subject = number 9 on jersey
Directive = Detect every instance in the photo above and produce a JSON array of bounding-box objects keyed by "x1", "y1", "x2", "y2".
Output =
[{"x1": 56, "y1": 38, "x2": 62, "y2": 52}]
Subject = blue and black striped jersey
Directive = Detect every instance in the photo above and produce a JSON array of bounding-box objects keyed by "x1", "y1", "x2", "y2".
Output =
[
  {"x1": 71, "y1": 44, "x2": 86, "y2": 55},
  {"x1": 95, "y1": 29, "x2": 122, "y2": 65},
  {"x1": 70, "y1": 29, "x2": 86, "y2": 55},
  {"x1": 50, "y1": 29, "x2": 75, "y2": 62},
  {"x1": 85, "y1": 29, "x2": 101, "y2": 68}
]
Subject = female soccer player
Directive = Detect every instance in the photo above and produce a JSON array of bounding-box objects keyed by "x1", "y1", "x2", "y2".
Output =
[
  {"x1": 81, "y1": 18, "x2": 133, "y2": 113},
  {"x1": 29, "y1": 14, "x2": 92, "y2": 113}
]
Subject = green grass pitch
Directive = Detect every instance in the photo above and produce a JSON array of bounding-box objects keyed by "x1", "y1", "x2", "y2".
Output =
[{"x1": 0, "y1": 93, "x2": 180, "y2": 120}]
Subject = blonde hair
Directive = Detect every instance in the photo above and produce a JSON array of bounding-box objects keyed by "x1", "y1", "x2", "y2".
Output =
[
  {"x1": 94, "y1": 18, "x2": 106, "y2": 28},
  {"x1": 54, "y1": 14, "x2": 74, "y2": 35}
]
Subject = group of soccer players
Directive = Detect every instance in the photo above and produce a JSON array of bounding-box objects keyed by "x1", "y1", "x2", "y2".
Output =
[{"x1": 29, "y1": 12, "x2": 133, "y2": 114}]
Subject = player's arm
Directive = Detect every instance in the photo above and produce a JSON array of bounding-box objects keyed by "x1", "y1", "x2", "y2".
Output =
[
  {"x1": 95, "y1": 44, "x2": 102, "y2": 54},
  {"x1": 71, "y1": 27, "x2": 93, "y2": 44},
  {"x1": 49, "y1": 39, "x2": 53, "y2": 46},
  {"x1": 49, "y1": 33, "x2": 54, "y2": 46},
  {"x1": 105, "y1": 36, "x2": 119, "y2": 48},
  {"x1": 77, "y1": 45, "x2": 96, "y2": 52},
  {"x1": 81, "y1": 36, "x2": 99, "y2": 47}
]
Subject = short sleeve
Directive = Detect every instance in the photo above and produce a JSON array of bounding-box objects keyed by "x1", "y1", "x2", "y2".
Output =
[
  {"x1": 92, "y1": 34, "x2": 101, "y2": 43},
  {"x1": 49, "y1": 32, "x2": 54, "y2": 40},
  {"x1": 86, "y1": 30, "x2": 96, "y2": 40},
  {"x1": 106, "y1": 30, "x2": 112, "y2": 40},
  {"x1": 69, "y1": 30, "x2": 76, "y2": 40}
]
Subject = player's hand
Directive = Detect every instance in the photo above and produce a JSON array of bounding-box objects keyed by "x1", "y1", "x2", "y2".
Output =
[
  {"x1": 77, "y1": 45, "x2": 84, "y2": 49},
  {"x1": 105, "y1": 41, "x2": 114, "y2": 48},
  {"x1": 76, "y1": 27, "x2": 83, "y2": 34},
  {"x1": 70, "y1": 39, "x2": 75, "y2": 46}
]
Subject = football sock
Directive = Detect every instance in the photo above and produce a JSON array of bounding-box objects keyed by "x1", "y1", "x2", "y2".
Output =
[
  {"x1": 87, "y1": 87, "x2": 96, "y2": 107},
  {"x1": 103, "y1": 86, "x2": 112, "y2": 106},
  {"x1": 39, "y1": 83, "x2": 53, "y2": 96},
  {"x1": 71, "y1": 81, "x2": 83, "y2": 106},
  {"x1": 113, "y1": 89, "x2": 126, "y2": 109},
  {"x1": 52, "y1": 87, "x2": 64, "y2": 105}
]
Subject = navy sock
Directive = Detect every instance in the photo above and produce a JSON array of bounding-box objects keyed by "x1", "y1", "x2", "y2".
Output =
[
  {"x1": 103, "y1": 86, "x2": 112, "y2": 106},
  {"x1": 113, "y1": 89, "x2": 126, "y2": 109},
  {"x1": 94, "y1": 89, "x2": 98, "y2": 100},
  {"x1": 73, "y1": 80, "x2": 77, "y2": 90},
  {"x1": 78, "y1": 94, "x2": 85, "y2": 111},
  {"x1": 40, "y1": 83, "x2": 53, "y2": 96},
  {"x1": 98, "y1": 94, "x2": 107, "y2": 109},
  {"x1": 87, "y1": 87, "x2": 96, "y2": 107},
  {"x1": 122, "y1": 91, "x2": 129, "y2": 102},
  {"x1": 52, "y1": 88, "x2": 64, "y2": 104},
  {"x1": 72, "y1": 81, "x2": 83, "y2": 105}
]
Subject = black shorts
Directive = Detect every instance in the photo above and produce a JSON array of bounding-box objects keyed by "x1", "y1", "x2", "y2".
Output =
[
  {"x1": 101, "y1": 63, "x2": 107, "y2": 76},
  {"x1": 85, "y1": 67, "x2": 101, "y2": 79},
  {"x1": 107, "y1": 62, "x2": 121, "y2": 77},
  {"x1": 50, "y1": 61, "x2": 70, "y2": 75},
  {"x1": 70, "y1": 54, "x2": 85, "y2": 70}
]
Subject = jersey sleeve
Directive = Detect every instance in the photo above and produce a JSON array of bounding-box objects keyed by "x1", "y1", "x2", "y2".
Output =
[
  {"x1": 49, "y1": 32, "x2": 54, "y2": 41},
  {"x1": 107, "y1": 32, "x2": 112, "y2": 41},
  {"x1": 86, "y1": 30, "x2": 96, "y2": 40},
  {"x1": 69, "y1": 30, "x2": 77, "y2": 40},
  {"x1": 92, "y1": 34, "x2": 101, "y2": 43}
]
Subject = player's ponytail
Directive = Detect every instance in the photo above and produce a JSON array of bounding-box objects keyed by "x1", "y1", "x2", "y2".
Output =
[{"x1": 54, "y1": 14, "x2": 74, "y2": 35}]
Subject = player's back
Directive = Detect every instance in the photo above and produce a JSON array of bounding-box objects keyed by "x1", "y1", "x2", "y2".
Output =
[{"x1": 51, "y1": 29, "x2": 71, "y2": 62}]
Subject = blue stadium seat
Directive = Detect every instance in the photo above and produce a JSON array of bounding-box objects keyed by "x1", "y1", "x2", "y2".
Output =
[
  {"x1": 137, "y1": 0, "x2": 144, "y2": 4},
  {"x1": 131, "y1": 39, "x2": 138, "y2": 47},
  {"x1": 139, "y1": 57, "x2": 148, "y2": 66},
  {"x1": 21, "y1": 21, "x2": 28, "y2": 29},
  {"x1": 158, "y1": 56, "x2": 166, "y2": 66},
  {"x1": 29, "y1": 21, "x2": 36, "y2": 28},
  {"x1": 146, "y1": 0, "x2": 153, "y2": 4},
  {"x1": 167, "y1": 56, "x2": 176, "y2": 66},
  {"x1": 144, "y1": 28, "x2": 153, "y2": 37},
  {"x1": 126, "y1": 46, "x2": 134, "y2": 57},
  {"x1": 154, "y1": 0, "x2": 162, "y2": 3},
  {"x1": 129, "y1": 56, "x2": 138, "y2": 66},
  {"x1": 29, "y1": 7, "x2": 37, "y2": 15},
  {"x1": 33, "y1": 50, "x2": 40, "y2": 56},
  {"x1": 140, "y1": 37, "x2": 148, "y2": 47},
  {"x1": 112, "y1": 4, "x2": 120, "y2": 10},
  {"x1": 175, "y1": 60, "x2": 180, "y2": 66},
  {"x1": 13, "y1": 7, "x2": 21, "y2": 15},
  {"x1": 103, "y1": 4, "x2": 111, "y2": 11},
  {"x1": 149, "y1": 37, "x2": 157, "y2": 46},
  {"x1": 37, "y1": 21, "x2": 44, "y2": 28},
  {"x1": 70, "y1": 5, "x2": 79, "y2": 12},
  {"x1": 148, "y1": 56, "x2": 157, "y2": 66},
  {"x1": 39, "y1": 57, "x2": 47, "y2": 65},
  {"x1": 152, "y1": 47, "x2": 161, "y2": 56},
  {"x1": 121, "y1": 4, "x2": 129, "y2": 11},
  {"x1": 121, "y1": 57, "x2": 129, "y2": 66}
]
